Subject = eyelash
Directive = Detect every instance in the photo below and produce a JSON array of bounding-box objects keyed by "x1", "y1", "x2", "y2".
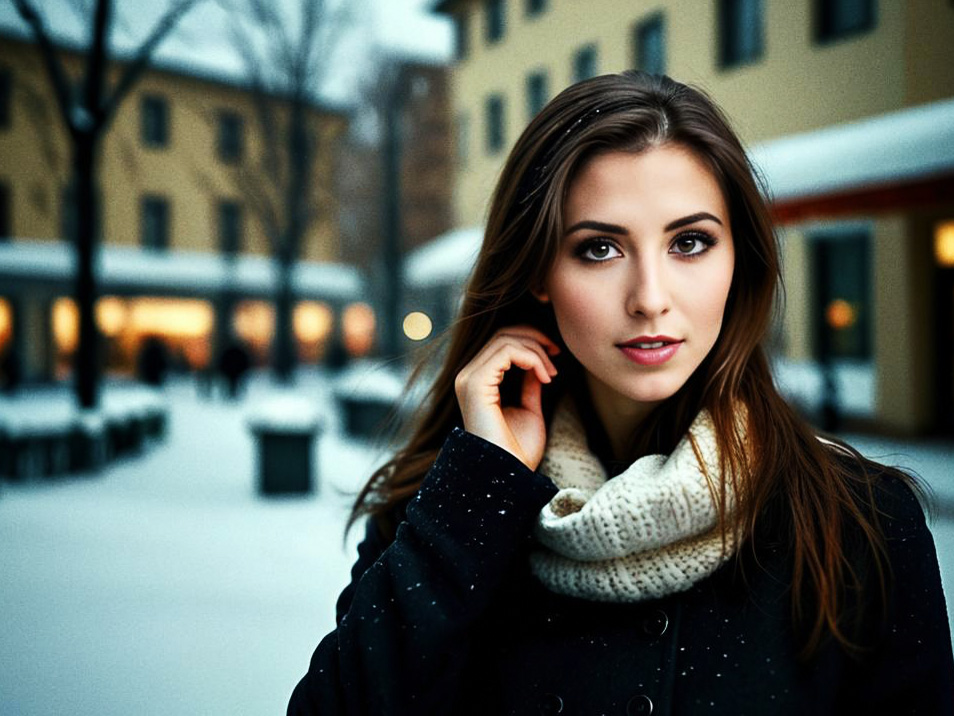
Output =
[{"x1": 574, "y1": 231, "x2": 719, "y2": 263}]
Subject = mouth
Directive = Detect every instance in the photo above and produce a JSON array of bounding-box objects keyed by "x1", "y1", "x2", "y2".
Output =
[{"x1": 616, "y1": 336, "x2": 683, "y2": 366}]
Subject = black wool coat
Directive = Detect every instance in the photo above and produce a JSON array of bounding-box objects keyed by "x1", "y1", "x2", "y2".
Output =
[{"x1": 288, "y1": 428, "x2": 954, "y2": 715}]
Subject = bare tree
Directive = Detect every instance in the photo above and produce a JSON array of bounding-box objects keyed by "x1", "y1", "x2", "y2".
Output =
[
  {"x1": 11, "y1": 0, "x2": 201, "y2": 408},
  {"x1": 222, "y1": 0, "x2": 361, "y2": 383}
]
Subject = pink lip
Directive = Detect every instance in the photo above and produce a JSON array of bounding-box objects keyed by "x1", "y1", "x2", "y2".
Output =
[{"x1": 617, "y1": 336, "x2": 683, "y2": 366}]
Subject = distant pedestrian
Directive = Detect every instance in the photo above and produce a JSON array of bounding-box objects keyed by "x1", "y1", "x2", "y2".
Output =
[
  {"x1": 136, "y1": 336, "x2": 169, "y2": 387},
  {"x1": 218, "y1": 341, "x2": 251, "y2": 399},
  {"x1": 0, "y1": 347, "x2": 21, "y2": 393},
  {"x1": 289, "y1": 71, "x2": 953, "y2": 714}
]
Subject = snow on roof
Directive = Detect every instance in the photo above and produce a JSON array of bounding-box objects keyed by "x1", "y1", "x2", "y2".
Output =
[
  {"x1": 0, "y1": 239, "x2": 365, "y2": 301},
  {"x1": 749, "y1": 97, "x2": 954, "y2": 201},
  {"x1": 403, "y1": 225, "x2": 482, "y2": 288}
]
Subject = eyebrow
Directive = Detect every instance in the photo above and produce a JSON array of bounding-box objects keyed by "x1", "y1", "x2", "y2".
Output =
[{"x1": 564, "y1": 212, "x2": 723, "y2": 236}]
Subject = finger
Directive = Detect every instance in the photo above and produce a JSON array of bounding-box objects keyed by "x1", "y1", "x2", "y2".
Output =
[
  {"x1": 489, "y1": 336, "x2": 558, "y2": 377},
  {"x1": 481, "y1": 343, "x2": 553, "y2": 387},
  {"x1": 494, "y1": 325, "x2": 562, "y2": 356},
  {"x1": 521, "y1": 369, "x2": 543, "y2": 416}
]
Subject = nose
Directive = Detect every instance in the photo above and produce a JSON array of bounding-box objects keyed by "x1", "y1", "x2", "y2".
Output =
[{"x1": 625, "y1": 253, "x2": 671, "y2": 318}]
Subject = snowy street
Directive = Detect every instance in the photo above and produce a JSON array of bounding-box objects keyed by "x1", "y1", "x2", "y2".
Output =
[{"x1": 1, "y1": 371, "x2": 953, "y2": 715}]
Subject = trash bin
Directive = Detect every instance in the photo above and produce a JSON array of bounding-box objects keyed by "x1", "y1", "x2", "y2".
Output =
[
  {"x1": 333, "y1": 363, "x2": 405, "y2": 440},
  {"x1": 248, "y1": 395, "x2": 322, "y2": 496}
]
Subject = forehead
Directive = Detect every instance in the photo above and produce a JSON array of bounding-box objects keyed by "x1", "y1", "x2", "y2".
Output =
[{"x1": 564, "y1": 144, "x2": 728, "y2": 224}]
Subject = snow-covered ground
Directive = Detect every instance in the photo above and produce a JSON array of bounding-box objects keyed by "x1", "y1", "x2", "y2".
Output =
[
  {"x1": 1, "y1": 371, "x2": 952, "y2": 715},
  {"x1": 0, "y1": 370, "x2": 391, "y2": 716}
]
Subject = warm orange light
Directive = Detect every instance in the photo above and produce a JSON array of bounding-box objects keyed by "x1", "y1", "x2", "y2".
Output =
[
  {"x1": 343, "y1": 302, "x2": 376, "y2": 357},
  {"x1": 96, "y1": 296, "x2": 127, "y2": 337},
  {"x1": 294, "y1": 301, "x2": 333, "y2": 343},
  {"x1": 234, "y1": 301, "x2": 274, "y2": 348},
  {"x1": 52, "y1": 298, "x2": 79, "y2": 352},
  {"x1": 129, "y1": 298, "x2": 214, "y2": 338},
  {"x1": 935, "y1": 221, "x2": 954, "y2": 268},
  {"x1": 825, "y1": 299, "x2": 856, "y2": 330},
  {"x1": 0, "y1": 299, "x2": 11, "y2": 347},
  {"x1": 403, "y1": 311, "x2": 433, "y2": 341}
]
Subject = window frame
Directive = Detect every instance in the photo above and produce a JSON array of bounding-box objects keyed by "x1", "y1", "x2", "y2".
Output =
[
  {"x1": 0, "y1": 67, "x2": 11, "y2": 130},
  {"x1": 141, "y1": 194, "x2": 171, "y2": 250},
  {"x1": 633, "y1": 13, "x2": 667, "y2": 76},
  {"x1": 140, "y1": 94, "x2": 169, "y2": 149},
  {"x1": 525, "y1": 69, "x2": 549, "y2": 121},
  {"x1": 485, "y1": 93, "x2": 506, "y2": 155},
  {"x1": 718, "y1": 0, "x2": 765, "y2": 69},
  {"x1": 455, "y1": 10, "x2": 470, "y2": 60},
  {"x1": 485, "y1": 0, "x2": 505, "y2": 45},
  {"x1": 218, "y1": 200, "x2": 243, "y2": 255},
  {"x1": 572, "y1": 44, "x2": 599, "y2": 83},
  {"x1": 216, "y1": 110, "x2": 244, "y2": 164},
  {"x1": 814, "y1": 0, "x2": 877, "y2": 45},
  {"x1": 525, "y1": 0, "x2": 547, "y2": 18},
  {"x1": 0, "y1": 182, "x2": 10, "y2": 240}
]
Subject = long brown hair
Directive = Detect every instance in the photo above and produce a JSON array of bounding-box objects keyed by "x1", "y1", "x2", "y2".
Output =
[{"x1": 351, "y1": 71, "x2": 911, "y2": 657}]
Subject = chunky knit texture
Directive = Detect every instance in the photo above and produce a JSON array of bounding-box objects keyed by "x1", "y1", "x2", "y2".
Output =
[{"x1": 529, "y1": 399, "x2": 738, "y2": 602}]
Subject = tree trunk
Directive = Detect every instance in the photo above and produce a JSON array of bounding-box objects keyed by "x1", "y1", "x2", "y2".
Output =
[
  {"x1": 73, "y1": 132, "x2": 102, "y2": 409},
  {"x1": 272, "y1": 261, "x2": 295, "y2": 383}
]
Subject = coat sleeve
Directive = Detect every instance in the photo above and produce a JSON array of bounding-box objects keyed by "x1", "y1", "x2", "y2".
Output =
[
  {"x1": 287, "y1": 427, "x2": 559, "y2": 716},
  {"x1": 839, "y1": 473, "x2": 954, "y2": 713}
]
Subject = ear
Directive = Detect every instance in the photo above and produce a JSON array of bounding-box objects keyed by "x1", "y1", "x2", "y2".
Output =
[{"x1": 531, "y1": 286, "x2": 550, "y2": 303}]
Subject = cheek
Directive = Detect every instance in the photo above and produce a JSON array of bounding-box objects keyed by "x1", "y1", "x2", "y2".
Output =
[
  {"x1": 689, "y1": 267, "x2": 734, "y2": 335},
  {"x1": 548, "y1": 281, "x2": 607, "y2": 340}
]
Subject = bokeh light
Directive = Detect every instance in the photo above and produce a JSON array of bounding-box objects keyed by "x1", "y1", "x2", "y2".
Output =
[
  {"x1": 825, "y1": 299, "x2": 856, "y2": 330},
  {"x1": 935, "y1": 220, "x2": 954, "y2": 268},
  {"x1": 343, "y1": 302, "x2": 376, "y2": 356},
  {"x1": 403, "y1": 311, "x2": 433, "y2": 341}
]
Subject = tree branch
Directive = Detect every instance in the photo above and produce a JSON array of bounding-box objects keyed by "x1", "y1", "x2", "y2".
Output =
[
  {"x1": 10, "y1": 0, "x2": 75, "y2": 129},
  {"x1": 103, "y1": 0, "x2": 201, "y2": 121}
]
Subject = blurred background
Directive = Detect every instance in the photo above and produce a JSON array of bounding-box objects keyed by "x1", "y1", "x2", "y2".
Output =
[{"x1": 1, "y1": 0, "x2": 952, "y2": 713}]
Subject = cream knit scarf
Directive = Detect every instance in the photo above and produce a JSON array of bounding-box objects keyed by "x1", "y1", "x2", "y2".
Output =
[{"x1": 530, "y1": 399, "x2": 739, "y2": 603}]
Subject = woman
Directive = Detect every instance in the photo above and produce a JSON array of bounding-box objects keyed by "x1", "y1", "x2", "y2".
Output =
[{"x1": 289, "y1": 72, "x2": 953, "y2": 714}]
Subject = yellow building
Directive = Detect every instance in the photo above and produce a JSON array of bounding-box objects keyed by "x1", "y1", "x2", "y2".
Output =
[
  {"x1": 0, "y1": 30, "x2": 364, "y2": 379},
  {"x1": 433, "y1": 0, "x2": 954, "y2": 435}
]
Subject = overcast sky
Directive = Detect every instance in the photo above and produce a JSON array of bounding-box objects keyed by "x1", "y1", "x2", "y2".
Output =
[{"x1": 0, "y1": 0, "x2": 452, "y2": 104}]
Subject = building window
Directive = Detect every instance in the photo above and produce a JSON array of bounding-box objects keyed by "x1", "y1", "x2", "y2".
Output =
[
  {"x1": 526, "y1": 70, "x2": 549, "y2": 120},
  {"x1": 485, "y1": 94, "x2": 506, "y2": 154},
  {"x1": 0, "y1": 68, "x2": 11, "y2": 129},
  {"x1": 573, "y1": 44, "x2": 599, "y2": 83},
  {"x1": 61, "y1": 185, "x2": 76, "y2": 242},
  {"x1": 634, "y1": 14, "x2": 666, "y2": 76},
  {"x1": 811, "y1": 232, "x2": 872, "y2": 361},
  {"x1": 456, "y1": 112, "x2": 470, "y2": 168},
  {"x1": 0, "y1": 183, "x2": 10, "y2": 240},
  {"x1": 217, "y1": 111, "x2": 243, "y2": 163},
  {"x1": 719, "y1": 0, "x2": 764, "y2": 68},
  {"x1": 815, "y1": 0, "x2": 876, "y2": 43},
  {"x1": 526, "y1": 0, "x2": 547, "y2": 17},
  {"x1": 141, "y1": 94, "x2": 168, "y2": 148},
  {"x1": 218, "y1": 201, "x2": 243, "y2": 255},
  {"x1": 455, "y1": 11, "x2": 470, "y2": 60},
  {"x1": 485, "y1": 0, "x2": 505, "y2": 44},
  {"x1": 141, "y1": 195, "x2": 170, "y2": 250}
]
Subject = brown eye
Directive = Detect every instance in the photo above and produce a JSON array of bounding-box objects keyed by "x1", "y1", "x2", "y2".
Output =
[
  {"x1": 670, "y1": 233, "x2": 715, "y2": 257},
  {"x1": 577, "y1": 240, "x2": 622, "y2": 262}
]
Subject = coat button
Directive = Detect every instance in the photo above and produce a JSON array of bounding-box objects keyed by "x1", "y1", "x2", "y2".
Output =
[
  {"x1": 538, "y1": 693, "x2": 564, "y2": 714},
  {"x1": 641, "y1": 609, "x2": 669, "y2": 638},
  {"x1": 626, "y1": 694, "x2": 653, "y2": 715}
]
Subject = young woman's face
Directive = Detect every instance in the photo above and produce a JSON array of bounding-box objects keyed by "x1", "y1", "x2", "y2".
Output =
[{"x1": 538, "y1": 144, "x2": 735, "y2": 424}]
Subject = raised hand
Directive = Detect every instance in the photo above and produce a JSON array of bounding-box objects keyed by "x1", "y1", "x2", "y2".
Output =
[{"x1": 454, "y1": 326, "x2": 560, "y2": 470}]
